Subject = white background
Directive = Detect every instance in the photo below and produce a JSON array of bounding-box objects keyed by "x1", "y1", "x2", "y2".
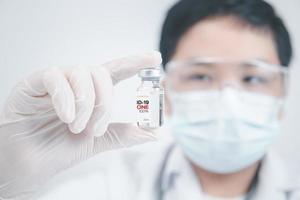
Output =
[{"x1": 0, "y1": 0, "x2": 299, "y2": 169}]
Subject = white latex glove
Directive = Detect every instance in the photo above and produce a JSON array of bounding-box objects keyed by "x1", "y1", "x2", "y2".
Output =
[{"x1": 0, "y1": 51, "x2": 162, "y2": 200}]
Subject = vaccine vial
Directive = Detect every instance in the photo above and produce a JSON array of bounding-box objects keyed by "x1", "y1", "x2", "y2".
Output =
[{"x1": 136, "y1": 68, "x2": 164, "y2": 128}]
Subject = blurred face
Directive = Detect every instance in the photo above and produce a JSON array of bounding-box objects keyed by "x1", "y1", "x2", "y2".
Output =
[
  {"x1": 165, "y1": 16, "x2": 286, "y2": 114},
  {"x1": 164, "y1": 17, "x2": 287, "y2": 174}
]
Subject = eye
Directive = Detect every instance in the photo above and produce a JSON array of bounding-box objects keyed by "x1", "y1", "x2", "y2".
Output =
[
  {"x1": 243, "y1": 75, "x2": 268, "y2": 85},
  {"x1": 187, "y1": 74, "x2": 213, "y2": 82}
]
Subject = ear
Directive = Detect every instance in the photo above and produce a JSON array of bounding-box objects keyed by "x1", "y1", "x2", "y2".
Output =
[{"x1": 161, "y1": 79, "x2": 172, "y2": 116}]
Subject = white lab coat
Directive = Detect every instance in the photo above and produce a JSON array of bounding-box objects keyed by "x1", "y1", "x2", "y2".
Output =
[{"x1": 35, "y1": 138, "x2": 300, "y2": 200}]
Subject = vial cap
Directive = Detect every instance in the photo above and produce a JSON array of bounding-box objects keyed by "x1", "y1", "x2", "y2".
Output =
[{"x1": 138, "y1": 68, "x2": 161, "y2": 79}]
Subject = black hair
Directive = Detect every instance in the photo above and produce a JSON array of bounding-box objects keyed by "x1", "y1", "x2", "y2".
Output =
[{"x1": 159, "y1": 0, "x2": 293, "y2": 68}]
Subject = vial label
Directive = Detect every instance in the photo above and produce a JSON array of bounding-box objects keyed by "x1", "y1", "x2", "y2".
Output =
[{"x1": 136, "y1": 90, "x2": 163, "y2": 128}]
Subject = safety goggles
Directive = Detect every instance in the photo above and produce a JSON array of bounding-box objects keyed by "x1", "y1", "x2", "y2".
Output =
[{"x1": 165, "y1": 57, "x2": 289, "y2": 97}]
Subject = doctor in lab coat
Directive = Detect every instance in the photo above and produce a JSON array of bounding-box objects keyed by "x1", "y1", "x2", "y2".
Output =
[{"x1": 0, "y1": 0, "x2": 300, "y2": 199}]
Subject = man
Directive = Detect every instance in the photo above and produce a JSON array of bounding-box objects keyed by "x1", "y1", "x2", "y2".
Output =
[{"x1": 0, "y1": 0, "x2": 299, "y2": 199}]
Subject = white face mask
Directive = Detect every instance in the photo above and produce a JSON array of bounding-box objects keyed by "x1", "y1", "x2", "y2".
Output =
[{"x1": 167, "y1": 88, "x2": 283, "y2": 174}]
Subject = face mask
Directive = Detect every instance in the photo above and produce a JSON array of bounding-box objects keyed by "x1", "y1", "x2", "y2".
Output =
[{"x1": 167, "y1": 88, "x2": 283, "y2": 174}]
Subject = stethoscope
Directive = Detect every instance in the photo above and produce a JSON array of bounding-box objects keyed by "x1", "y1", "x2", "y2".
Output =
[{"x1": 155, "y1": 144, "x2": 291, "y2": 200}]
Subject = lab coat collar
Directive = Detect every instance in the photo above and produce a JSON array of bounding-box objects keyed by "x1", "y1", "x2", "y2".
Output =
[{"x1": 160, "y1": 144, "x2": 201, "y2": 194}]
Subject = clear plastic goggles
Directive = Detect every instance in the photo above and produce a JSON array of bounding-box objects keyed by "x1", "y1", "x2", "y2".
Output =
[{"x1": 165, "y1": 57, "x2": 289, "y2": 97}]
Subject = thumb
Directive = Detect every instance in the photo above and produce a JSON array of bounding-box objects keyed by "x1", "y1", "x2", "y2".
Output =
[
  {"x1": 102, "y1": 51, "x2": 162, "y2": 85},
  {"x1": 92, "y1": 123, "x2": 158, "y2": 154}
]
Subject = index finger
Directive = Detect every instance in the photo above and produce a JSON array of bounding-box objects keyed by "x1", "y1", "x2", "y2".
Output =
[{"x1": 102, "y1": 51, "x2": 162, "y2": 85}]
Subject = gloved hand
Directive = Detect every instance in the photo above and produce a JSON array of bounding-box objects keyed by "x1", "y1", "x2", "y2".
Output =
[{"x1": 0, "y1": 51, "x2": 162, "y2": 200}]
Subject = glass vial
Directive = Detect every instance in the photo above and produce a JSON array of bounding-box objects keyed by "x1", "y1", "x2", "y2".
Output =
[{"x1": 136, "y1": 68, "x2": 164, "y2": 128}]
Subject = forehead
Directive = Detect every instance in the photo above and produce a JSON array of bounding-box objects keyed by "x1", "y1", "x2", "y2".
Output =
[{"x1": 172, "y1": 17, "x2": 280, "y2": 65}]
